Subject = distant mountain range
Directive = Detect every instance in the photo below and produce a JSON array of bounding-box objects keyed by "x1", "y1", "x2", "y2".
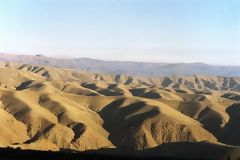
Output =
[
  {"x1": 0, "y1": 53, "x2": 239, "y2": 76},
  {"x1": 0, "y1": 53, "x2": 240, "y2": 159}
]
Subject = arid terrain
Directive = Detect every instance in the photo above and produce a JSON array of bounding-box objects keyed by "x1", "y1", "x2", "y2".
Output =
[{"x1": 0, "y1": 56, "x2": 240, "y2": 159}]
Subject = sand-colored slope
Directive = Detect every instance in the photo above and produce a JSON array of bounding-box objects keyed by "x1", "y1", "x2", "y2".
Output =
[
  {"x1": 38, "y1": 93, "x2": 114, "y2": 150},
  {"x1": 160, "y1": 93, "x2": 232, "y2": 139},
  {"x1": 0, "y1": 62, "x2": 239, "y2": 154},
  {"x1": 0, "y1": 107, "x2": 29, "y2": 147},
  {"x1": 100, "y1": 98, "x2": 216, "y2": 150},
  {"x1": 0, "y1": 90, "x2": 58, "y2": 138}
]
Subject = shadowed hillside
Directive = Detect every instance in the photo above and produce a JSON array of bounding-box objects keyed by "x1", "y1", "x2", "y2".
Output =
[{"x1": 0, "y1": 61, "x2": 239, "y2": 159}]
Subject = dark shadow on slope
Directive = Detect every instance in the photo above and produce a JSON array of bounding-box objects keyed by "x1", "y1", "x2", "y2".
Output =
[
  {"x1": 129, "y1": 88, "x2": 162, "y2": 99},
  {"x1": 0, "y1": 141, "x2": 239, "y2": 160},
  {"x1": 67, "y1": 122, "x2": 87, "y2": 142},
  {"x1": 221, "y1": 93, "x2": 240, "y2": 101},
  {"x1": 197, "y1": 106, "x2": 223, "y2": 138},
  {"x1": 220, "y1": 103, "x2": 240, "y2": 145},
  {"x1": 100, "y1": 99, "x2": 160, "y2": 150},
  {"x1": 16, "y1": 80, "x2": 33, "y2": 90},
  {"x1": 24, "y1": 124, "x2": 55, "y2": 144},
  {"x1": 138, "y1": 141, "x2": 240, "y2": 160}
]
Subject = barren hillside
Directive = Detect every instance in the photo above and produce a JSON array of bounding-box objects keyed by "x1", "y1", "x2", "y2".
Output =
[{"x1": 0, "y1": 61, "x2": 239, "y2": 159}]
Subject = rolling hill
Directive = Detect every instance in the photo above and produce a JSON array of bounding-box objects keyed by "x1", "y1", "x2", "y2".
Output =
[{"x1": 0, "y1": 57, "x2": 239, "y2": 159}]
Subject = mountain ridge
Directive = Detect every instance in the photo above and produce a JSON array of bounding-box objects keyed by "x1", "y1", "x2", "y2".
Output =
[
  {"x1": 0, "y1": 61, "x2": 239, "y2": 159},
  {"x1": 0, "y1": 53, "x2": 239, "y2": 77}
]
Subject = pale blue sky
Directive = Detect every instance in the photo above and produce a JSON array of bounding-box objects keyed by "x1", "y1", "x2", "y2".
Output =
[{"x1": 0, "y1": 0, "x2": 239, "y2": 65}]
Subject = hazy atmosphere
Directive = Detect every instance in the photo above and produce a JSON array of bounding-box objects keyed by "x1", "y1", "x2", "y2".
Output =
[
  {"x1": 0, "y1": 0, "x2": 239, "y2": 65},
  {"x1": 1, "y1": 1, "x2": 240, "y2": 160}
]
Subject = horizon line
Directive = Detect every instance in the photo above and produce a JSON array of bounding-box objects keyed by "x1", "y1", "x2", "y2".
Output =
[{"x1": 0, "y1": 52, "x2": 239, "y2": 67}]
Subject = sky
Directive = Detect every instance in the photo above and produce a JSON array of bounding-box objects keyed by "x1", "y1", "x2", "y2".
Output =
[{"x1": 0, "y1": 0, "x2": 239, "y2": 65}]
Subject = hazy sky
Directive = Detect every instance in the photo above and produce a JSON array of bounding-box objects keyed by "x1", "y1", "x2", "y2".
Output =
[{"x1": 0, "y1": 0, "x2": 239, "y2": 65}]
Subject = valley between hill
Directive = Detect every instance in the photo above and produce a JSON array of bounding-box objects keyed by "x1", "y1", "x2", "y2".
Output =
[{"x1": 0, "y1": 61, "x2": 240, "y2": 159}]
